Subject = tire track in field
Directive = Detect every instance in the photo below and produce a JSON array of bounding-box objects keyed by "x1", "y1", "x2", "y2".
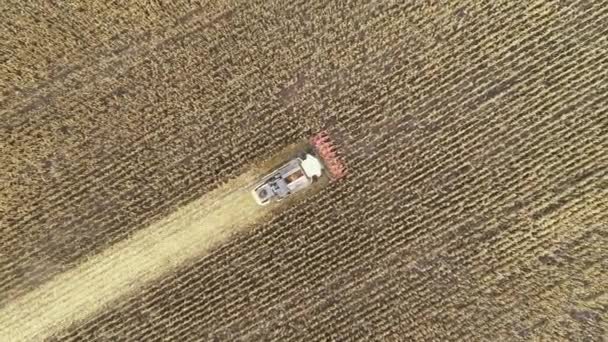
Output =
[{"x1": 0, "y1": 169, "x2": 268, "y2": 342}]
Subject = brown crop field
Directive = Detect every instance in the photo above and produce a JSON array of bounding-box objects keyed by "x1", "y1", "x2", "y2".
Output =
[{"x1": 1, "y1": 0, "x2": 607, "y2": 341}]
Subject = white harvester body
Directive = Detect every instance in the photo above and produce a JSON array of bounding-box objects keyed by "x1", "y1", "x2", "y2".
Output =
[{"x1": 251, "y1": 154, "x2": 323, "y2": 206}]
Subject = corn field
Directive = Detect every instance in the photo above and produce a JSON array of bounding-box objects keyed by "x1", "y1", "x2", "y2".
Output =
[{"x1": 1, "y1": 0, "x2": 607, "y2": 340}]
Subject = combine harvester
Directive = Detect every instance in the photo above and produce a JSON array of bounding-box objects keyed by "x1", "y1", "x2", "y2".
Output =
[{"x1": 251, "y1": 131, "x2": 347, "y2": 205}]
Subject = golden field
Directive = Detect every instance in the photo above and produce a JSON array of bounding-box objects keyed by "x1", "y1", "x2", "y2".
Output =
[{"x1": 1, "y1": 1, "x2": 607, "y2": 340}]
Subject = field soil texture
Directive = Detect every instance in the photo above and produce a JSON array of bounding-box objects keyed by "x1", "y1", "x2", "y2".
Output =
[{"x1": 1, "y1": 0, "x2": 607, "y2": 341}]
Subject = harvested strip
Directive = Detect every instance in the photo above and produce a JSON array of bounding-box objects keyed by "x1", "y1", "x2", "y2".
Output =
[{"x1": 0, "y1": 170, "x2": 265, "y2": 341}]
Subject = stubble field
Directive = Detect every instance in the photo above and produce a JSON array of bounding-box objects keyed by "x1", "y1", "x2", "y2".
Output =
[{"x1": 1, "y1": 0, "x2": 607, "y2": 340}]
